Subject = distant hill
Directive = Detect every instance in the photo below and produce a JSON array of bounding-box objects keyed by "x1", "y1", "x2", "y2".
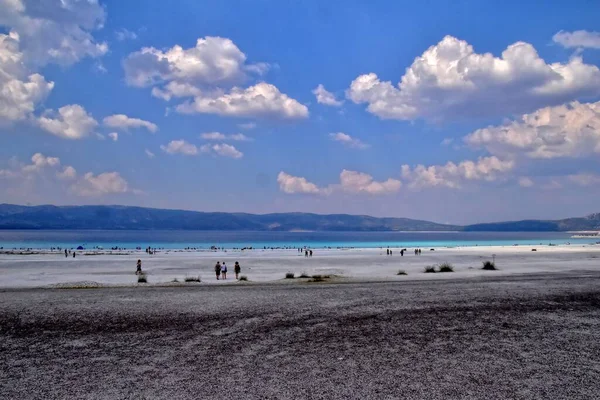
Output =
[
  {"x1": 0, "y1": 204, "x2": 459, "y2": 231},
  {"x1": 0, "y1": 204, "x2": 598, "y2": 232}
]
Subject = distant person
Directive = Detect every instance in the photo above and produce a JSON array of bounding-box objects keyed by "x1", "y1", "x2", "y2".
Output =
[
  {"x1": 234, "y1": 261, "x2": 241, "y2": 279},
  {"x1": 387, "y1": 248, "x2": 390, "y2": 256},
  {"x1": 64, "y1": 249, "x2": 68, "y2": 258},
  {"x1": 222, "y1": 262, "x2": 228, "y2": 280},
  {"x1": 400, "y1": 249, "x2": 404, "y2": 256},
  {"x1": 305, "y1": 250, "x2": 308, "y2": 257},
  {"x1": 215, "y1": 262, "x2": 222, "y2": 280},
  {"x1": 309, "y1": 250, "x2": 313, "y2": 257},
  {"x1": 73, "y1": 252, "x2": 76, "y2": 258},
  {"x1": 136, "y1": 259, "x2": 142, "y2": 275},
  {"x1": 390, "y1": 250, "x2": 393, "y2": 256}
]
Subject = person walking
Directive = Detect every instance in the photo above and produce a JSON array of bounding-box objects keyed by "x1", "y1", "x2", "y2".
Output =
[
  {"x1": 215, "y1": 261, "x2": 222, "y2": 280},
  {"x1": 221, "y1": 262, "x2": 228, "y2": 280},
  {"x1": 136, "y1": 259, "x2": 142, "y2": 275},
  {"x1": 234, "y1": 261, "x2": 241, "y2": 280}
]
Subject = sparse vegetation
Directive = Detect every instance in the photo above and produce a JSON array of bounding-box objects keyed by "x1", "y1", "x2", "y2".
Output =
[
  {"x1": 308, "y1": 274, "x2": 331, "y2": 282},
  {"x1": 397, "y1": 270, "x2": 407, "y2": 275},
  {"x1": 299, "y1": 272, "x2": 310, "y2": 278},
  {"x1": 137, "y1": 274, "x2": 147, "y2": 283},
  {"x1": 239, "y1": 275, "x2": 248, "y2": 281},
  {"x1": 424, "y1": 265, "x2": 436, "y2": 273},
  {"x1": 438, "y1": 263, "x2": 454, "y2": 273},
  {"x1": 482, "y1": 261, "x2": 497, "y2": 270},
  {"x1": 171, "y1": 278, "x2": 179, "y2": 283},
  {"x1": 285, "y1": 272, "x2": 295, "y2": 279},
  {"x1": 184, "y1": 276, "x2": 201, "y2": 282}
]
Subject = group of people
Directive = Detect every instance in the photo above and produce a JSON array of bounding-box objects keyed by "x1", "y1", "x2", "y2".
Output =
[
  {"x1": 298, "y1": 248, "x2": 313, "y2": 257},
  {"x1": 385, "y1": 248, "x2": 422, "y2": 256},
  {"x1": 64, "y1": 249, "x2": 76, "y2": 258},
  {"x1": 214, "y1": 261, "x2": 241, "y2": 280}
]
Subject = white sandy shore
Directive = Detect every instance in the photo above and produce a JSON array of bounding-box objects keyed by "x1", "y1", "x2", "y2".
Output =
[{"x1": 0, "y1": 243, "x2": 599, "y2": 288}]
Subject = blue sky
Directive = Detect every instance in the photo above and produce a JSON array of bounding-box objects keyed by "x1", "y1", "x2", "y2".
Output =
[{"x1": 1, "y1": 0, "x2": 600, "y2": 224}]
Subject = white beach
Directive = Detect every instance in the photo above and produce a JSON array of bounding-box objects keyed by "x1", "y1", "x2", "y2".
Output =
[{"x1": 1, "y1": 243, "x2": 599, "y2": 288}]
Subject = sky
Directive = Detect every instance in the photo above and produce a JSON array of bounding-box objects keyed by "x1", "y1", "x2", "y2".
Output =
[{"x1": 1, "y1": 0, "x2": 600, "y2": 224}]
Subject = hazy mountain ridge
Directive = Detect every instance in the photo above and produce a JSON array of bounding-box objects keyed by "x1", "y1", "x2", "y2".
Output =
[{"x1": 0, "y1": 204, "x2": 598, "y2": 232}]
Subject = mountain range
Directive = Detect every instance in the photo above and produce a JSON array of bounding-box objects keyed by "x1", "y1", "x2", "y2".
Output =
[{"x1": 0, "y1": 204, "x2": 599, "y2": 232}]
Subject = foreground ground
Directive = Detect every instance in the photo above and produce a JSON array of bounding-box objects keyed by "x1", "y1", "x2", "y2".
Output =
[{"x1": 2, "y1": 272, "x2": 600, "y2": 399}]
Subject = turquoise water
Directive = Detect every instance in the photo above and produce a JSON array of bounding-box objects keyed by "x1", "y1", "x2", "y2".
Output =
[{"x1": 0, "y1": 230, "x2": 597, "y2": 250}]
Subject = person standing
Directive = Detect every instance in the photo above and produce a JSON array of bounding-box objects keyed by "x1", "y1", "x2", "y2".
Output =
[
  {"x1": 221, "y1": 262, "x2": 228, "y2": 280},
  {"x1": 215, "y1": 261, "x2": 222, "y2": 280},
  {"x1": 136, "y1": 259, "x2": 142, "y2": 275},
  {"x1": 234, "y1": 261, "x2": 241, "y2": 280}
]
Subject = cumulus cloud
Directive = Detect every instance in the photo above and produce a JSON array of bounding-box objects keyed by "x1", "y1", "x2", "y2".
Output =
[
  {"x1": 568, "y1": 173, "x2": 600, "y2": 186},
  {"x1": 238, "y1": 122, "x2": 256, "y2": 130},
  {"x1": 145, "y1": 149, "x2": 155, "y2": 158},
  {"x1": 401, "y1": 156, "x2": 514, "y2": 189},
  {"x1": 103, "y1": 114, "x2": 158, "y2": 132},
  {"x1": 347, "y1": 35, "x2": 600, "y2": 121},
  {"x1": 0, "y1": 0, "x2": 107, "y2": 66},
  {"x1": 108, "y1": 132, "x2": 118, "y2": 141},
  {"x1": 123, "y1": 36, "x2": 262, "y2": 88},
  {"x1": 518, "y1": 177, "x2": 534, "y2": 188},
  {"x1": 277, "y1": 172, "x2": 323, "y2": 194},
  {"x1": 21, "y1": 152, "x2": 60, "y2": 172},
  {"x1": 176, "y1": 82, "x2": 308, "y2": 119},
  {"x1": 160, "y1": 140, "x2": 198, "y2": 155},
  {"x1": 312, "y1": 84, "x2": 343, "y2": 106},
  {"x1": 200, "y1": 132, "x2": 251, "y2": 141},
  {"x1": 0, "y1": 32, "x2": 54, "y2": 123},
  {"x1": 115, "y1": 28, "x2": 137, "y2": 41},
  {"x1": 71, "y1": 172, "x2": 130, "y2": 197},
  {"x1": 200, "y1": 143, "x2": 243, "y2": 159},
  {"x1": 57, "y1": 165, "x2": 77, "y2": 180},
  {"x1": 464, "y1": 101, "x2": 600, "y2": 159},
  {"x1": 329, "y1": 132, "x2": 369, "y2": 149},
  {"x1": 553, "y1": 30, "x2": 600, "y2": 50},
  {"x1": 36, "y1": 104, "x2": 98, "y2": 139},
  {"x1": 338, "y1": 170, "x2": 401, "y2": 194}
]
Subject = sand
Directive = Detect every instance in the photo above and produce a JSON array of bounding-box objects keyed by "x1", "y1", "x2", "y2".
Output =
[
  {"x1": 2, "y1": 271, "x2": 600, "y2": 399},
  {"x1": 0, "y1": 244, "x2": 599, "y2": 288}
]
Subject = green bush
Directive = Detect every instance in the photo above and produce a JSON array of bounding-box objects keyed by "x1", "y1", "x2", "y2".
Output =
[
  {"x1": 438, "y1": 263, "x2": 454, "y2": 273},
  {"x1": 482, "y1": 261, "x2": 497, "y2": 270},
  {"x1": 397, "y1": 270, "x2": 407, "y2": 275},
  {"x1": 299, "y1": 272, "x2": 310, "y2": 279},
  {"x1": 285, "y1": 272, "x2": 295, "y2": 279}
]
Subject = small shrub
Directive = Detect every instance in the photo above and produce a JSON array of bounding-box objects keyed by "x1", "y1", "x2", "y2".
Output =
[
  {"x1": 171, "y1": 278, "x2": 179, "y2": 283},
  {"x1": 424, "y1": 265, "x2": 436, "y2": 273},
  {"x1": 239, "y1": 275, "x2": 248, "y2": 281},
  {"x1": 184, "y1": 276, "x2": 201, "y2": 282},
  {"x1": 482, "y1": 261, "x2": 497, "y2": 271},
  {"x1": 285, "y1": 272, "x2": 295, "y2": 279},
  {"x1": 137, "y1": 274, "x2": 147, "y2": 283},
  {"x1": 299, "y1": 272, "x2": 310, "y2": 279},
  {"x1": 439, "y1": 263, "x2": 454, "y2": 273},
  {"x1": 397, "y1": 270, "x2": 407, "y2": 275}
]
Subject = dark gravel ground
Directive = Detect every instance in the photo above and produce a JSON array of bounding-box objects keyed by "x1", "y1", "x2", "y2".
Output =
[{"x1": 2, "y1": 272, "x2": 600, "y2": 399}]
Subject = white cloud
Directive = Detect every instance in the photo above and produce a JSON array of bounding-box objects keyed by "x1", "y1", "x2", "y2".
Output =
[
  {"x1": 347, "y1": 35, "x2": 600, "y2": 121},
  {"x1": 123, "y1": 36, "x2": 261, "y2": 88},
  {"x1": 200, "y1": 143, "x2": 243, "y2": 159},
  {"x1": 0, "y1": 32, "x2": 54, "y2": 123},
  {"x1": 277, "y1": 171, "x2": 323, "y2": 194},
  {"x1": 108, "y1": 132, "x2": 118, "y2": 141},
  {"x1": 518, "y1": 177, "x2": 534, "y2": 187},
  {"x1": 464, "y1": 101, "x2": 600, "y2": 159},
  {"x1": 176, "y1": 82, "x2": 309, "y2": 120},
  {"x1": 312, "y1": 84, "x2": 343, "y2": 106},
  {"x1": 71, "y1": 172, "x2": 130, "y2": 197},
  {"x1": 329, "y1": 132, "x2": 369, "y2": 149},
  {"x1": 57, "y1": 165, "x2": 77, "y2": 180},
  {"x1": 21, "y1": 152, "x2": 60, "y2": 173},
  {"x1": 0, "y1": 0, "x2": 108, "y2": 66},
  {"x1": 238, "y1": 122, "x2": 256, "y2": 130},
  {"x1": 553, "y1": 30, "x2": 600, "y2": 50},
  {"x1": 200, "y1": 132, "x2": 251, "y2": 141},
  {"x1": 36, "y1": 104, "x2": 98, "y2": 139},
  {"x1": 160, "y1": 140, "x2": 198, "y2": 155},
  {"x1": 115, "y1": 28, "x2": 137, "y2": 41},
  {"x1": 568, "y1": 173, "x2": 600, "y2": 186},
  {"x1": 338, "y1": 170, "x2": 401, "y2": 194},
  {"x1": 401, "y1": 156, "x2": 514, "y2": 189},
  {"x1": 103, "y1": 114, "x2": 158, "y2": 133},
  {"x1": 441, "y1": 138, "x2": 454, "y2": 146},
  {"x1": 145, "y1": 149, "x2": 155, "y2": 158}
]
